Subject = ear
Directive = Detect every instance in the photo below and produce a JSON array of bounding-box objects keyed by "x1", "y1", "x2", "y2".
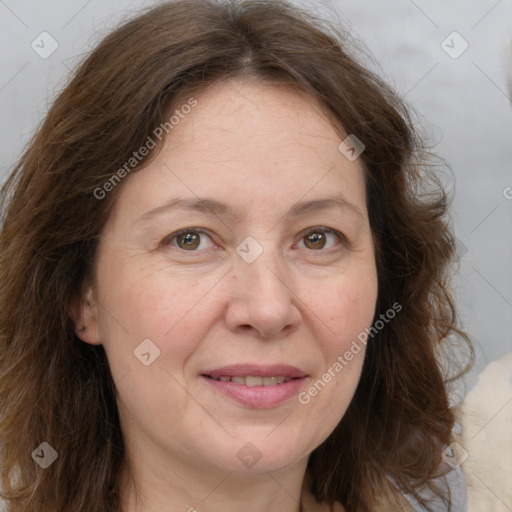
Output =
[{"x1": 70, "y1": 285, "x2": 102, "y2": 346}]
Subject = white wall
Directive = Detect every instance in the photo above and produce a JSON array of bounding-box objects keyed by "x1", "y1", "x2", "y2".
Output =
[{"x1": 0, "y1": 0, "x2": 511, "y2": 392}]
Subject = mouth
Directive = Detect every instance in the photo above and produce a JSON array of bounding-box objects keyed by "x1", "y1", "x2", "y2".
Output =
[
  {"x1": 205, "y1": 375, "x2": 295, "y2": 386},
  {"x1": 200, "y1": 364, "x2": 308, "y2": 408},
  {"x1": 202, "y1": 364, "x2": 307, "y2": 382}
]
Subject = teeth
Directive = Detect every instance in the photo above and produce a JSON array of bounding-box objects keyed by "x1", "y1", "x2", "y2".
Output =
[
  {"x1": 245, "y1": 376, "x2": 264, "y2": 387},
  {"x1": 212, "y1": 375, "x2": 292, "y2": 386},
  {"x1": 263, "y1": 376, "x2": 287, "y2": 385}
]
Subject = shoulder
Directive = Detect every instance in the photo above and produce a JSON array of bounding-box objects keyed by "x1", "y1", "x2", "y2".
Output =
[
  {"x1": 301, "y1": 463, "x2": 468, "y2": 512},
  {"x1": 378, "y1": 464, "x2": 467, "y2": 512},
  {"x1": 400, "y1": 465, "x2": 467, "y2": 511}
]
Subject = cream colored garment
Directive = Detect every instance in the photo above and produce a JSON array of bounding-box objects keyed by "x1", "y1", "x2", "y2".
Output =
[{"x1": 461, "y1": 351, "x2": 512, "y2": 512}]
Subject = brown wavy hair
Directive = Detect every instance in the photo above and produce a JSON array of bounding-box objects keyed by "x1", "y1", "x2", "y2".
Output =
[{"x1": 0, "y1": 1, "x2": 472, "y2": 511}]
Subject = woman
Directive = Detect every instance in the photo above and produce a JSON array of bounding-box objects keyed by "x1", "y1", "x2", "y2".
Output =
[{"x1": 0, "y1": 1, "x2": 472, "y2": 511}]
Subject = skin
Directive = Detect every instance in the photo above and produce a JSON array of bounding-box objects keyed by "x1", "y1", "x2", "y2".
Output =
[{"x1": 75, "y1": 78, "x2": 378, "y2": 512}]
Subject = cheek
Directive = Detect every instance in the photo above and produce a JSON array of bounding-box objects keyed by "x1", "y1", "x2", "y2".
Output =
[
  {"x1": 95, "y1": 263, "x2": 223, "y2": 425},
  {"x1": 297, "y1": 266, "x2": 377, "y2": 414},
  {"x1": 95, "y1": 255, "x2": 223, "y2": 374},
  {"x1": 295, "y1": 289, "x2": 373, "y2": 455},
  {"x1": 315, "y1": 269, "x2": 378, "y2": 349}
]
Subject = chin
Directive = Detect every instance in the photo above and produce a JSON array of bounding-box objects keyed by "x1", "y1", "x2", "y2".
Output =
[{"x1": 193, "y1": 432, "x2": 312, "y2": 475}]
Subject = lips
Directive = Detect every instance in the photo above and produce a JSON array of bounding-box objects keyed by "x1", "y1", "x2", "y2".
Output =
[{"x1": 201, "y1": 364, "x2": 308, "y2": 408}]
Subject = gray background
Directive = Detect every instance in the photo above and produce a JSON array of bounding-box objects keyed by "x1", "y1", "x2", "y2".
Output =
[{"x1": 0, "y1": 0, "x2": 511, "y2": 393}]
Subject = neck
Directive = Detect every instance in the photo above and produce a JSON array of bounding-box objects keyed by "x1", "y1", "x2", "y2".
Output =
[{"x1": 119, "y1": 453, "x2": 309, "y2": 512}]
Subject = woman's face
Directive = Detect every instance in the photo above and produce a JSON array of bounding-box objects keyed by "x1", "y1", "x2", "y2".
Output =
[{"x1": 79, "y1": 79, "x2": 378, "y2": 476}]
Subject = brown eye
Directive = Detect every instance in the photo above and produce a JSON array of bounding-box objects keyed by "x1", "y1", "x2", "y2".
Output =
[
  {"x1": 176, "y1": 232, "x2": 200, "y2": 250},
  {"x1": 162, "y1": 229, "x2": 217, "y2": 252},
  {"x1": 297, "y1": 228, "x2": 344, "y2": 251},
  {"x1": 304, "y1": 231, "x2": 327, "y2": 250}
]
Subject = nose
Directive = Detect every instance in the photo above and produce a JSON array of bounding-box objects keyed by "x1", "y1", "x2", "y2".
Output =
[{"x1": 224, "y1": 250, "x2": 301, "y2": 339}]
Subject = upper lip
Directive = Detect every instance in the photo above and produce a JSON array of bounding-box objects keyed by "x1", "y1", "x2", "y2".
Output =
[{"x1": 202, "y1": 364, "x2": 308, "y2": 379}]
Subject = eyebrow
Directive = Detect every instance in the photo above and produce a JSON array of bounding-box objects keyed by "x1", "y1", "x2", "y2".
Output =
[{"x1": 136, "y1": 194, "x2": 365, "y2": 224}]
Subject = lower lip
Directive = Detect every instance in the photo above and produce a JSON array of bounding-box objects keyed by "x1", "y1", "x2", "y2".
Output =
[{"x1": 201, "y1": 375, "x2": 307, "y2": 408}]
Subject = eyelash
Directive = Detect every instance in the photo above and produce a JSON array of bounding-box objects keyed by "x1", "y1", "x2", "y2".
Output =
[{"x1": 160, "y1": 226, "x2": 347, "y2": 253}]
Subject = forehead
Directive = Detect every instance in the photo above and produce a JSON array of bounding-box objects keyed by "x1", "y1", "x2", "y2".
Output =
[
  {"x1": 168, "y1": 78, "x2": 343, "y2": 159},
  {"x1": 110, "y1": 78, "x2": 368, "y2": 225}
]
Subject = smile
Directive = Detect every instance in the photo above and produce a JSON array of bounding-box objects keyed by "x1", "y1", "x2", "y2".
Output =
[{"x1": 208, "y1": 375, "x2": 294, "y2": 386}]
